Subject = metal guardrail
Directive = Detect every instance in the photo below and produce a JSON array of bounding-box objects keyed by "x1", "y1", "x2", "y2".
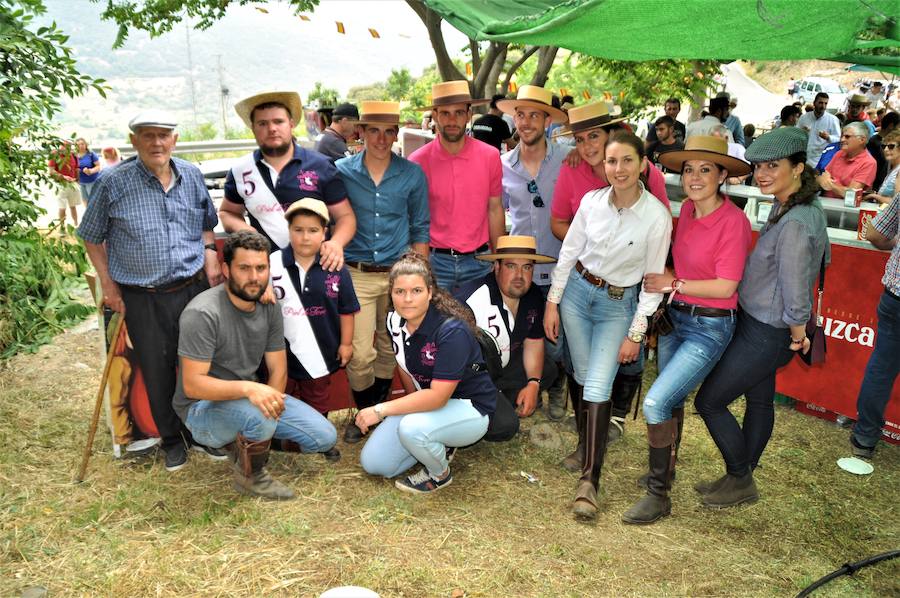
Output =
[{"x1": 102, "y1": 138, "x2": 314, "y2": 157}]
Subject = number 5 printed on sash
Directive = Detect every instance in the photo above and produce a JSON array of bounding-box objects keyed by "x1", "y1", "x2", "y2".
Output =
[{"x1": 242, "y1": 170, "x2": 256, "y2": 196}]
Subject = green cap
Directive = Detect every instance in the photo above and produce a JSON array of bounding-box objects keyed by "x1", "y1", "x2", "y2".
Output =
[{"x1": 745, "y1": 127, "x2": 809, "y2": 162}]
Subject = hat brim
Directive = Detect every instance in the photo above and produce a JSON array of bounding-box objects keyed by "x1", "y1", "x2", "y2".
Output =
[
  {"x1": 657, "y1": 149, "x2": 752, "y2": 177},
  {"x1": 348, "y1": 117, "x2": 401, "y2": 127},
  {"x1": 551, "y1": 116, "x2": 628, "y2": 138},
  {"x1": 496, "y1": 99, "x2": 568, "y2": 124},
  {"x1": 235, "y1": 92, "x2": 304, "y2": 130},
  {"x1": 476, "y1": 251, "x2": 556, "y2": 264}
]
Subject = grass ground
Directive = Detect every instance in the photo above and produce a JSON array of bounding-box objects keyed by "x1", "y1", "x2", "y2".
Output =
[{"x1": 1, "y1": 322, "x2": 898, "y2": 597}]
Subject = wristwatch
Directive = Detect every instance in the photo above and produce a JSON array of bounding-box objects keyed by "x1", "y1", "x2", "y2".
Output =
[
  {"x1": 627, "y1": 330, "x2": 646, "y2": 343},
  {"x1": 374, "y1": 403, "x2": 385, "y2": 421},
  {"x1": 526, "y1": 377, "x2": 541, "y2": 386},
  {"x1": 204, "y1": 242, "x2": 217, "y2": 252}
]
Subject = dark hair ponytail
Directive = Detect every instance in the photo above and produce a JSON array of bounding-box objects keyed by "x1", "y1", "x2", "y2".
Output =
[
  {"x1": 771, "y1": 152, "x2": 819, "y2": 223},
  {"x1": 388, "y1": 253, "x2": 479, "y2": 335}
]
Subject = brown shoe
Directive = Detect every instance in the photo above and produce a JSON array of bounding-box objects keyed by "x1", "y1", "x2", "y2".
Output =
[
  {"x1": 623, "y1": 420, "x2": 676, "y2": 525},
  {"x1": 227, "y1": 435, "x2": 295, "y2": 500},
  {"x1": 572, "y1": 401, "x2": 612, "y2": 521},
  {"x1": 701, "y1": 472, "x2": 758, "y2": 509}
]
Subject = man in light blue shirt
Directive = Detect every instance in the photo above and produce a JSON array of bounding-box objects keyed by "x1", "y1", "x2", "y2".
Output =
[{"x1": 797, "y1": 92, "x2": 841, "y2": 168}]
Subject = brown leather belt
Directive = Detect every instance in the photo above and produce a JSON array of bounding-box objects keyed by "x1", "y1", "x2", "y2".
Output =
[
  {"x1": 670, "y1": 301, "x2": 736, "y2": 318},
  {"x1": 575, "y1": 261, "x2": 628, "y2": 300},
  {"x1": 346, "y1": 261, "x2": 392, "y2": 273},
  {"x1": 122, "y1": 269, "x2": 205, "y2": 294}
]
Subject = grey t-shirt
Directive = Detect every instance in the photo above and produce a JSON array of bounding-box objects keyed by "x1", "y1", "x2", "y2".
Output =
[
  {"x1": 172, "y1": 285, "x2": 285, "y2": 422},
  {"x1": 314, "y1": 129, "x2": 350, "y2": 162}
]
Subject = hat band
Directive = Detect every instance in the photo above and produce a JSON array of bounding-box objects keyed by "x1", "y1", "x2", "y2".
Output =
[
  {"x1": 496, "y1": 247, "x2": 537, "y2": 255},
  {"x1": 359, "y1": 113, "x2": 400, "y2": 124},
  {"x1": 432, "y1": 93, "x2": 475, "y2": 106},
  {"x1": 570, "y1": 114, "x2": 614, "y2": 132}
]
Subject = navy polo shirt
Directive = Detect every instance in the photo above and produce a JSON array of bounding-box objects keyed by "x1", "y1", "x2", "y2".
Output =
[
  {"x1": 224, "y1": 142, "x2": 347, "y2": 248},
  {"x1": 272, "y1": 248, "x2": 359, "y2": 380},
  {"x1": 387, "y1": 304, "x2": 496, "y2": 416},
  {"x1": 455, "y1": 272, "x2": 545, "y2": 369}
]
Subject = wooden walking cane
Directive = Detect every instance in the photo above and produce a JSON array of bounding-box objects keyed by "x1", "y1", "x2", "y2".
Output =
[{"x1": 75, "y1": 313, "x2": 124, "y2": 482}]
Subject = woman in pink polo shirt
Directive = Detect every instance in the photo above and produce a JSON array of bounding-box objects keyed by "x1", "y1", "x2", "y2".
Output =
[
  {"x1": 549, "y1": 102, "x2": 672, "y2": 465},
  {"x1": 621, "y1": 136, "x2": 752, "y2": 525}
]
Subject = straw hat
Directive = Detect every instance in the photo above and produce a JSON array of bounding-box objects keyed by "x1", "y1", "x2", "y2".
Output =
[
  {"x1": 848, "y1": 93, "x2": 870, "y2": 106},
  {"x1": 496, "y1": 85, "x2": 568, "y2": 124},
  {"x1": 350, "y1": 101, "x2": 401, "y2": 126},
  {"x1": 551, "y1": 101, "x2": 626, "y2": 137},
  {"x1": 657, "y1": 135, "x2": 751, "y2": 176},
  {"x1": 234, "y1": 91, "x2": 303, "y2": 129},
  {"x1": 417, "y1": 80, "x2": 490, "y2": 111},
  {"x1": 284, "y1": 197, "x2": 329, "y2": 224},
  {"x1": 476, "y1": 235, "x2": 556, "y2": 264}
]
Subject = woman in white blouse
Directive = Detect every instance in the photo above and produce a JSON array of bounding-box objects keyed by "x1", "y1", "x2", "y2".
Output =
[{"x1": 544, "y1": 131, "x2": 672, "y2": 521}]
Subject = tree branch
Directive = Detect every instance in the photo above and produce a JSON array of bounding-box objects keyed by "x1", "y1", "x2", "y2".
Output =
[
  {"x1": 472, "y1": 41, "x2": 507, "y2": 97},
  {"x1": 502, "y1": 46, "x2": 540, "y2": 91},
  {"x1": 405, "y1": 0, "x2": 465, "y2": 82},
  {"x1": 530, "y1": 46, "x2": 559, "y2": 87}
]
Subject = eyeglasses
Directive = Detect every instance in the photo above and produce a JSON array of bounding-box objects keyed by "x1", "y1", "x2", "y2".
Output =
[
  {"x1": 527, "y1": 180, "x2": 544, "y2": 207},
  {"x1": 884, "y1": 143, "x2": 898, "y2": 150}
]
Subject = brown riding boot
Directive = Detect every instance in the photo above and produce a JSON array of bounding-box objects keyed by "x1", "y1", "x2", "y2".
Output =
[
  {"x1": 227, "y1": 434, "x2": 295, "y2": 500},
  {"x1": 623, "y1": 419, "x2": 677, "y2": 524},
  {"x1": 572, "y1": 401, "x2": 612, "y2": 521},
  {"x1": 637, "y1": 406, "x2": 684, "y2": 489},
  {"x1": 561, "y1": 377, "x2": 584, "y2": 472}
]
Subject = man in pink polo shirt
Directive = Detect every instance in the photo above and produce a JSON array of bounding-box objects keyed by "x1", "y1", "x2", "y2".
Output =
[
  {"x1": 818, "y1": 121, "x2": 877, "y2": 198},
  {"x1": 409, "y1": 81, "x2": 505, "y2": 291}
]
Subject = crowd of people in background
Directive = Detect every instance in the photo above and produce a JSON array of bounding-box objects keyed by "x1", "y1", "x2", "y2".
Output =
[{"x1": 69, "y1": 74, "x2": 898, "y2": 525}]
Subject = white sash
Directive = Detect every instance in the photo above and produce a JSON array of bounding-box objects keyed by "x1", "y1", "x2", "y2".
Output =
[
  {"x1": 271, "y1": 250, "x2": 329, "y2": 378},
  {"x1": 387, "y1": 311, "x2": 422, "y2": 391},
  {"x1": 465, "y1": 285, "x2": 512, "y2": 367},
  {"x1": 230, "y1": 154, "x2": 289, "y2": 249}
]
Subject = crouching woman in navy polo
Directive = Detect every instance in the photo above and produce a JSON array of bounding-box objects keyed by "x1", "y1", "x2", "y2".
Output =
[{"x1": 357, "y1": 253, "x2": 498, "y2": 494}]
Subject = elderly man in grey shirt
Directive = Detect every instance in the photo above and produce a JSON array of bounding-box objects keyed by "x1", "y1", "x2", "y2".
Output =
[{"x1": 315, "y1": 103, "x2": 359, "y2": 161}]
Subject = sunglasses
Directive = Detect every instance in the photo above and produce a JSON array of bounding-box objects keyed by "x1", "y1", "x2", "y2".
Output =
[
  {"x1": 884, "y1": 143, "x2": 898, "y2": 151},
  {"x1": 528, "y1": 180, "x2": 544, "y2": 208}
]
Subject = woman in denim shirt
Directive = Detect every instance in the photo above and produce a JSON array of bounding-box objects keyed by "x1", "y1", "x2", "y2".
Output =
[
  {"x1": 694, "y1": 127, "x2": 829, "y2": 508},
  {"x1": 622, "y1": 136, "x2": 752, "y2": 525}
]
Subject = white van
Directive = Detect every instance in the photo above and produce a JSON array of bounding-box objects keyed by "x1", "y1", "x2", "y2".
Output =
[{"x1": 795, "y1": 77, "x2": 848, "y2": 112}]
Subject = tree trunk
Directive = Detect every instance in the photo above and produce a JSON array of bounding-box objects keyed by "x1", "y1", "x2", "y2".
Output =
[
  {"x1": 501, "y1": 46, "x2": 540, "y2": 93},
  {"x1": 406, "y1": 0, "x2": 465, "y2": 83},
  {"x1": 530, "y1": 46, "x2": 559, "y2": 87},
  {"x1": 472, "y1": 41, "x2": 508, "y2": 99}
]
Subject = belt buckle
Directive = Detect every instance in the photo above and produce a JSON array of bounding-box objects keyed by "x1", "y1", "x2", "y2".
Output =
[{"x1": 607, "y1": 285, "x2": 625, "y2": 301}]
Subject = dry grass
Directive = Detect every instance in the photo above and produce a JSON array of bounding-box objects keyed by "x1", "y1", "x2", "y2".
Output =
[{"x1": 1, "y1": 322, "x2": 898, "y2": 597}]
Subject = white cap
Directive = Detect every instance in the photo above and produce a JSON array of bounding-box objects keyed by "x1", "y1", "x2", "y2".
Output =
[{"x1": 128, "y1": 109, "x2": 178, "y2": 132}]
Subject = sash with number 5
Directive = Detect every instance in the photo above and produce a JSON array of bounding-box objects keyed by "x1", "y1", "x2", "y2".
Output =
[
  {"x1": 464, "y1": 284, "x2": 512, "y2": 367},
  {"x1": 386, "y1": 311, "x2": 422, "y2": 391},
  {"x1": 230, "y1": 154, "x2": 289, "y2": 249},
  {"x1": 271, "y1": 249, "x2": 329, "y2": 378}
]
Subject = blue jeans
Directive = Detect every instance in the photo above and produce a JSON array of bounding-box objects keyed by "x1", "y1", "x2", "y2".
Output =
[
  {"x1": 560, "y1": 270, "x2": 638, "y2": 404},
  {"x1": 853, "y1": 291, "x2": 900, "y2": 448},
  {"x1": 430, "y1": 249, "x2": 491, "y2": 292},
  {"x1": 79, "y1": 182, "x2": 94, "y2": 203},
  {"x1": 185, "y1": 395, "x2": 337, "y2": 452},
  {"x1": 694, "y1": 310, "x2": 795, "y2": 475},
  {"x1": 359, "y1": 398, "x2": 489, "y2": 478},
  {"x1": 643, "y1": 307, "x2": 735, "y2": 424}
]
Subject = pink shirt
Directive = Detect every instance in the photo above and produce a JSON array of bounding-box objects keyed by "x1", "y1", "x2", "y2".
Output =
[
  {"x1": 550, "y1": 159, "x2": 670, "y2": 221},
  {"x1": 408, "y1": 136, "x2": 502, "y2": 252},
  {"x1": 672, "y1": 199, "x2": 751, "y2": 309},
  {"x1": 823, "y1": 149, "x2": 877, "y2": 198}
]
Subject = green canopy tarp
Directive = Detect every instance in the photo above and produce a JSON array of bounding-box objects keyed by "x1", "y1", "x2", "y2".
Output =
[{"x1": 424, "y1": 0, "x2": 899, "y2": 65}]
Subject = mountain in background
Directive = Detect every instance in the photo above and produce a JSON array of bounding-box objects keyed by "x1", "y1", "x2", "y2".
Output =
[{"x1": 42, "y1": 0, "x2": 465, "y2": 143}]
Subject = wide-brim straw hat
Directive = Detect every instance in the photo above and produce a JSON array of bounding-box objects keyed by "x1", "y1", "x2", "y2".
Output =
[
  {"x1": 658, "y1": 135, "x2": 752, "y2": 177},
  {"x1": 416, "y1": 80, "x2": 490, "y2": 111},
  {"x1": 496, "y1": 85, "x2": 568, "y2": 124},
  {"x1": 235, "y1": 91, "x2": 303, "y2": 129},
  {"x1": 848, "y1": 93, "x2": 870, "y2": 105},
  {"x1": 551, "y1": 101, "x2": 626, "y2": 137},
  {"x1": 349, "y1": 101, "x2": 401, "y2": 126},
  {"x1": 476, "y1": 235, "x2": 557, "y2": 264}
]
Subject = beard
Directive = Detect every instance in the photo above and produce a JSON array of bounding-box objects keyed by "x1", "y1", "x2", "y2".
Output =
[
  {"x1": 438, "y1": 127, "x2": 465, "y2": 143},
  {"x1": 228, "y1": 277, "x2": 265, "y2": 302},
  {"x1": 259, "y1": 139, "x2": 292, "y2": 157},
  {"x1": 520, "y1": 130, "x2": 545, "y2": 147}
]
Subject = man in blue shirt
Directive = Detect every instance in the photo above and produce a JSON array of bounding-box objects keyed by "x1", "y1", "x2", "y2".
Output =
[
  {"x1": 219, "y1": 91, "x2": 356, "y2": 270},
  {"x1": 335, "y1": 101, "x2": 430, "y2": 443},
  {"x1": 78, "y1": 109, "x2": 225, "y2": 472},
  {"x1": 496, "y1": 85, "x2": 570, "y2": 421}
]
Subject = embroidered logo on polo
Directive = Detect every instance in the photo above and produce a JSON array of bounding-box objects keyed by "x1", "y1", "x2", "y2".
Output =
[
  {"x1": 283, "y1": 305, "x2": 326, "y2": 317},
  {"x1": 325, "y1": 273, "x2": 340, "y2": 299},
  {"x1": 421, "y1": 342, "x2": 437, "y2": 366},
  {"x1": 526, "y1": 308, "x2": 538, "y2": 326},
  {"x1": 298, "y1": 170, "x2": 320, "y2": 191}
]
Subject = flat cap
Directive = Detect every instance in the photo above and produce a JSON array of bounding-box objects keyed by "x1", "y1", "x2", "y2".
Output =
[
  {"x1": 745, "y1": 126, "x2": 809, "y2": 162},
  {"x1": 128, "y1": 109, "x2": 177, "y2": 132},
  {"x1": 284, "y1": 197, "x2": 330, "y2": 224}
]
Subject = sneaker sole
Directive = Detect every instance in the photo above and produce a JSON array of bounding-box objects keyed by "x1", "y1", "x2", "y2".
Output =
[
  {"x1": 165, "y1": 461, "x2": 187, "y2": 472},
  {"x1": 701, "y1": 494, "x2": 759, "y2": 509},
  {"x1": 394, "y1": 477, "x2": 453, "y2": 495},
  {"x1": 190, "y1": 445, "x2": 229, "y2": 461}
]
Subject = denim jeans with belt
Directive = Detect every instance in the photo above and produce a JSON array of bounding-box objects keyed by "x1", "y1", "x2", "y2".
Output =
[
  {"x1": 186, "y1": 395, "x2": 338, "y2": 452},
  {"x1": 559, "y1": 270, "x2": 639, "y2": 404},
  {"x1": 642, "y1": 307, "x2": 735, "y2": 424},
  {"x1": 430, "y1": 249, "x2": 492, "y2": 293},
  {"x1": 694, "y1": 310, "x2": 795, "y2": 475},
  {"x1": 359, "y1": 398, "x2": 489, "y2": 478},
  {"x1": 853, "y1": 290, "x2": 900, "y2": 448}
]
